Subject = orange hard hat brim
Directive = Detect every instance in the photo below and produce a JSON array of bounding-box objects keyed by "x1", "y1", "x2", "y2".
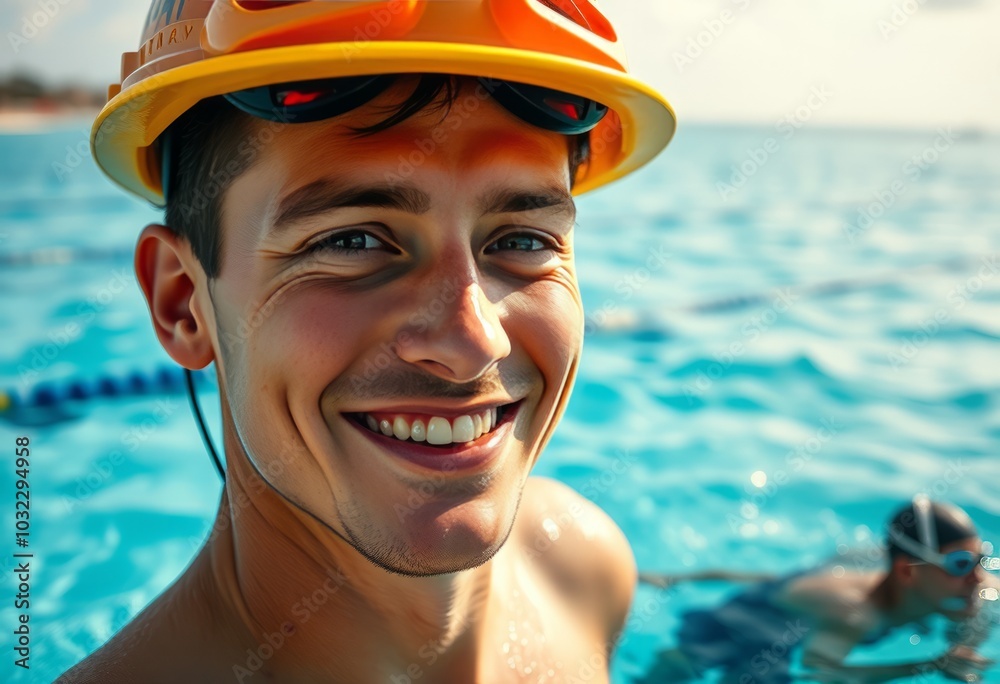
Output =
[{"x1": 92, "y1": 41, "x2": 676, "y2": 206}]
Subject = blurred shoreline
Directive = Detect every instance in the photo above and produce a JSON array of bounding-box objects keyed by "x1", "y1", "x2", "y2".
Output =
[
  {"x1": 0, "y1": 72, "x2": 102, "y2": 134},
  {"x1": 0, "y1": 106, "x2": 100, "y2": 134}
]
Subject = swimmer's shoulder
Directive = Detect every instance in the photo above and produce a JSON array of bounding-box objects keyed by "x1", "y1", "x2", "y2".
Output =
[
  {"x1": 515, "y1": 476, "x2": 637, "y2": 638},
  {"x1": 774, "y1": 569, "x2": 881, "y2": 633}
]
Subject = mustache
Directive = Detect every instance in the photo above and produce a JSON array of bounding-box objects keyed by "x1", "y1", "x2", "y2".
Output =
[{"x1": 333, "y1": 362, "x2": 536, "y2": 404}]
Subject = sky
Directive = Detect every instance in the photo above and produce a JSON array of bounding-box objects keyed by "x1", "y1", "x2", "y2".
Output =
[{"x1": 1, "y1": 0, "x2": 998, "y2": 131}]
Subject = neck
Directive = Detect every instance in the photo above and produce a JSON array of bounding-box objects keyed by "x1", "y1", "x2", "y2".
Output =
[{"x1": 200, "y1": 439, "x2": 499, "y2": 679}]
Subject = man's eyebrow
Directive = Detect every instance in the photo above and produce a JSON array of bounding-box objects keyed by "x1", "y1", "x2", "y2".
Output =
[
  {"x1": 270, "y1": 180, "x2": 576, "y2": 235},
  {"x1": 478, "y1": 186, "x2": 577, "y2": 222},
  {"x1": 272, "y1": 180, "x2": 432, "y2": 232}
]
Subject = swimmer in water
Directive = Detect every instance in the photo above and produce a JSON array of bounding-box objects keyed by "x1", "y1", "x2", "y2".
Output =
[
  {"x1": 638, "y1": 496, "x2": 999, "y2": 683},
  {"x1": 60, "y1": 1, "x2": 678, "y2": 682}
]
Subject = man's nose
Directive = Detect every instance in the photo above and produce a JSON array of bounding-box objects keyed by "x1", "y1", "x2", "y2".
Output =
[{"x1": 396, "y1": 277, "x2": 511, "y2": 383}]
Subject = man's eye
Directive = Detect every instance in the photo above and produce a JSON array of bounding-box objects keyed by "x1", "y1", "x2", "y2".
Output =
[
  {"x1": 308, "y1": 230, "x2": 388, "y2": 254},
  {"x1": 487, "y1": 233, "x2": 552, "y2": 253}
]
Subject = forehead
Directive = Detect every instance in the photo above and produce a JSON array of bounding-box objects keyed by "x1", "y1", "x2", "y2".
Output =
[{"x1": 238, "y1": 77, "x2": 573, "y2": 207}]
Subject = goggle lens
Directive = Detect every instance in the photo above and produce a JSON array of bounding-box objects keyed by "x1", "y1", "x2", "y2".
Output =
[
  {"x1": 237, "y1": 1, "x2": 309, "y2": 9},
  {"x1": 224, "y1": 75, "x2": 608, "y2": 134},
  {"x1": 943, "y1": 551, "x2": 983, "y2": 576}
]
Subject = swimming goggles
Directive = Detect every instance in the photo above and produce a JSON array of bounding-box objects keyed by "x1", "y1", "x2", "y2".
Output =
[
  {"x1": 222, "y1": 74, "x2": 609, "y2": 133},
  {"x1": 161, "y1": 74, "x2": 608, "y2": 201},
  {"x1": 888, "y1": 495, "x2": 985, "y2": 577}
]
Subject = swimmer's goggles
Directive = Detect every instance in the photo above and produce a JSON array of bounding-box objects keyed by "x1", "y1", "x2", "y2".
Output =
[
  {"x1": 223, "y1": 74, "x2": 609, "y2": 132},
  {"x1": 889, "y1": 495, "x2": 987, "y2": 577},
  {"x1": 161, "y1": 74, "x2": 608, "y2": 201}
]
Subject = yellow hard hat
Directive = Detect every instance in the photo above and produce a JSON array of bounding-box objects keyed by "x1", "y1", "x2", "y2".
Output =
[{"x1": 92, "y1": 0, "x2": 677, "y2": 206}]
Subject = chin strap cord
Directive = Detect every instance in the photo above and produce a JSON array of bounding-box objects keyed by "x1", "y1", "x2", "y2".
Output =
[{"x1": 184, "y1": 368, "x2": 225, "y2": 480}]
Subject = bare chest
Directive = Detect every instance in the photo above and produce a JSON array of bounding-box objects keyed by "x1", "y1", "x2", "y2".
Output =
[{"x1": 474, "y1": 584, "x2": 610, "y2": 684}]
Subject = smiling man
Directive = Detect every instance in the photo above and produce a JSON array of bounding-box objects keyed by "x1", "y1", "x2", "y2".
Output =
[{"x1": 65, "y1": 1, "x2": 676, "y2": 681}]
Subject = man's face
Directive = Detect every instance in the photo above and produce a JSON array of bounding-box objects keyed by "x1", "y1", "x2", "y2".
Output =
[
  {"x1": 912, "y1": 537, "x2": 984, "y2": 617},
  {"x1": 204, "y1": 77, "x2": 584, "y2": 575}
]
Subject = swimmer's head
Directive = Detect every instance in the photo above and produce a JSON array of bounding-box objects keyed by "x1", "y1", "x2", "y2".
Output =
[
  {"x1": 886, "y1": 496, "x2": 984, "y2": 617},
  {"x1": 886, "y1": 496, "x2": 978, "y2": 560}
]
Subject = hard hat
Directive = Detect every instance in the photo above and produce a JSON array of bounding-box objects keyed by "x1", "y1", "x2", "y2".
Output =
[{"x1": 92, "y1": 0, "x2": 677, "y2": 206}]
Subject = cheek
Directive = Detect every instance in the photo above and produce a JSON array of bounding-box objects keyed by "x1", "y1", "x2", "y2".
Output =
[
  {"x1": 505, "y1": 275, "x2": 584, "y2": 376},
  {"x1": 254, "y1": 284, "x2": 384, "y2": 394}
]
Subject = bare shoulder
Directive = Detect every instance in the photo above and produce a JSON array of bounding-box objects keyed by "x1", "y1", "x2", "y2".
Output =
[
  {"x1": 515, "y1": 476, "x2": 637, "y2": 637},
  {"x1": 776, "y1": 571, "x2": 879, "y2": 629}
]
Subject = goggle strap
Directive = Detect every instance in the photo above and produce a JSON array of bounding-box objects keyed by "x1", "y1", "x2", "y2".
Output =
[
  {"x1": 913, "y1": 494, "x2": 939, "y2": 551},
  {"x1": 888, "y1": 526, "x2": 938, "y2": 565}
]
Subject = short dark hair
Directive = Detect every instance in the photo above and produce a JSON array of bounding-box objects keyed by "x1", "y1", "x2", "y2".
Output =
[
  {"x1": 886, "y1": 499, "x2": 977, "y2": 561},
  {"x1": 163, "y1": 74, "x2": 591, "y2": 278}
]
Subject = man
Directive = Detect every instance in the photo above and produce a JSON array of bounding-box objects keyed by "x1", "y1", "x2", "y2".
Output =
[
  {"x1": 62, "y1": 1, "x2": 676, "y2": 681},
  {"x1": 639, "y1": 496, "x2": 998, "y2": 683}
]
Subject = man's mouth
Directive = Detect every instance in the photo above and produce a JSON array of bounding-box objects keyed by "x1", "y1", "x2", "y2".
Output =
[{"x1": 348, "y1": 401, "x2": 519, "y2": 449}]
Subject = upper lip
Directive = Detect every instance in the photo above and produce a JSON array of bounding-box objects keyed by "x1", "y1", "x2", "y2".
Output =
[{"x1": 344, "y1": 398, "x2": 522, "y2": 418}]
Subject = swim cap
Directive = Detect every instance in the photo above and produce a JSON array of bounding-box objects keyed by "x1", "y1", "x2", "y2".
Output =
[
  {"x1": 91, "y1": 0, "x2": 677, "y2": 207},
  {"x1": 886, "y1": 496, "x2": 978, "y2": 559}
]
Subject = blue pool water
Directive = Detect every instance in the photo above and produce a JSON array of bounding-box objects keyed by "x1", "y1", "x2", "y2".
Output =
[{"x1": 1, "y1": 120, "x2": 998, "y2": 682}]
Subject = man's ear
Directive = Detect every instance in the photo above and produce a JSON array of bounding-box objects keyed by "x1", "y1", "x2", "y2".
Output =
[
  {"x1": 135, "y1": 224, "x2": 215, "y2": 369},
  {"x1": 892, "y1": 556, "x2": 916, "y2": 585}
]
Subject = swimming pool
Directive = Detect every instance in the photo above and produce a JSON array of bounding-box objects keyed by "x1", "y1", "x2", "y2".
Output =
[{"x1": 1, "y1": 121, "x2": 997, "y2": 682}]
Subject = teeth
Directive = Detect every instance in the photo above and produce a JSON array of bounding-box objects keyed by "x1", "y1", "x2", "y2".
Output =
[
  {"x1": 392, "y1": 416, "x2": 410, "y2": 440},
  {"x1": 427, "y1": 417, "x2": 452, "y2": 445},
  {"x1": 358, "y1": 405, "x2": 510, "y2": 446},
  {"x1": 452, "y1": 415, "x2": 475, "y2": 442}
]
